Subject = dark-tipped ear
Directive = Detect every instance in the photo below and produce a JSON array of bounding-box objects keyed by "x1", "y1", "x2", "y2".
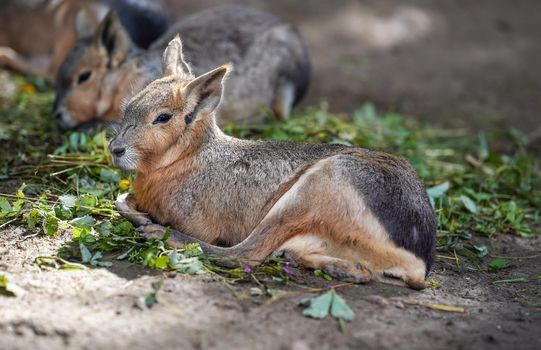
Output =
[
  {"x1": 183, "y1": 64, "x2": 231, "y2": 122},
  {"x1": 92, "y1": 11, "x2": 132, "y2": 68},
  {"x1": 162, "y1": 35, "x2": 192, "y2": 78}
]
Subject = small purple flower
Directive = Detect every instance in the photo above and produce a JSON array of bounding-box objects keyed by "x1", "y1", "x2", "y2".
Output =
[
  {"x1": 243, "y1": 266, "x2": 253, "y2": 274},
  {"x1": 283, "y1": 266, "x2": 294, "y2": 276}
]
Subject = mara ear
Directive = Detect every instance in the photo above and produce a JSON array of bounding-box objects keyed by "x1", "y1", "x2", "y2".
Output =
[
  {"x1": 92, "y1": 11, "x2": 132, "y2": 68},
  {"x1": 183, "y1": 64, "x2": 231, "y2": 122},
  {"x1": 73, "y1": 3, "x2": 108, "y2": 39},
  {"x1": 162, "y1": 35, "x2": 192, "y2": 78},
  {"x1": 74, "y1": 9, "x2": 98, "y2": 39}
]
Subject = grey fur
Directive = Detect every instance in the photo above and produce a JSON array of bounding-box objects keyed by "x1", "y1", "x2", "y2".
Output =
[{"x1": 54, "y1": 4, "x2": 310, "y2": 127}]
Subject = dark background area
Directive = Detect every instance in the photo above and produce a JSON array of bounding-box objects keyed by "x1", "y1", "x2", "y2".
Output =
[{"x1": 166, "y1": 0, "x2": 540, "y2": 145}]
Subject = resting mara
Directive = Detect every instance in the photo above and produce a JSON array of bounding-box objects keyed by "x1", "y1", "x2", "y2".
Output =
[
  {"x1": 111, "y1": 37, "x2": 436, "y2": 290},
  {"x1": 53, "y1": 4, "x2": 310, "y2": 129}
]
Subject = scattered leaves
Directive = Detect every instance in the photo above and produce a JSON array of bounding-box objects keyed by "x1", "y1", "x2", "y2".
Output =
[
  {"x1": 300, "y1": 289, "x2": 355, "y2": 328},
  {"x1": 488, "y1": 258, "x2": 511, "y2": 272},
  {"x1": 137, "y1": 280, "x2": 163, "y2": 309}
]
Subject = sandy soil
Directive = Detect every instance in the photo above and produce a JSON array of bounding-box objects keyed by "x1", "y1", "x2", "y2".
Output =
[{"x1": 1, "y1": 226, "x2": 540, "y2": 350}]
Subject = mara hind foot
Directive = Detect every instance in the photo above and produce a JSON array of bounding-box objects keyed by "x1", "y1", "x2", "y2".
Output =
[
  {"x1": 272, "y1": 78, "x2": 295, "y2": 120},
  {"x1": 275, "y1": 232, "x2": 426, "y2": 289}
]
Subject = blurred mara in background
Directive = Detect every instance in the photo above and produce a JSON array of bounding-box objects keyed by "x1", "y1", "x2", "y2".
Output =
[{"x1": 0, "y1": 0, "x2": 168, "y2": 81}]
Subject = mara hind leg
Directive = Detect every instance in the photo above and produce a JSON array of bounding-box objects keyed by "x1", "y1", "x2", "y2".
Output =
[
  {"x1": 0, "y1": 47, "x2": 51, "y2": 79},
  {"x1": 275, "y1": 233, "x2": 372, "y2": 283},
  {"x1": 275, "y1": 229, "x2": 427, "y2": 289},
  {"x1": 244, "y1": 155, "x2": 428, "y2": 289},
  {"x1": 272, "y1": 77, "x2": 295, "y2": 120}
]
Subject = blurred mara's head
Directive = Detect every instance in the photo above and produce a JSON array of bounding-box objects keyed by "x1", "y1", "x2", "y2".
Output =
[
  {"x1": 108, "y1": 36, "x2": 230, "y2": 174},
  {"x1": 53, "y1": 11, "x2": 132, "y2": 130}
]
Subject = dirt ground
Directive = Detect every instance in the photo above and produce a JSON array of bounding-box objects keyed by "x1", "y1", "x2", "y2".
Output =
[
  {"x1": 1, "y1": 226, "x2": 540, "y2": 350},
  {"x1": 1, "y1": 1, "x2": 541, "y2": 349}
]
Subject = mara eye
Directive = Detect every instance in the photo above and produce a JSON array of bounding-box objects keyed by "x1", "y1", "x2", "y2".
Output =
[
  {"x1": 152, "y1": 113, "x2": 173, "y2": 124},
  {"x1": 77, "y1": 71, "x2": 92, "y2": 85}
]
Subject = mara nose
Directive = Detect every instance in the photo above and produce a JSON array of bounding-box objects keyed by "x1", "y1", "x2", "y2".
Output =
[
  {"x1": 54, "y1": 110, "x2": 63, "y2": 121},
  {"x1": 111, "y1": 147, "x2": 126, "y2": 157}
]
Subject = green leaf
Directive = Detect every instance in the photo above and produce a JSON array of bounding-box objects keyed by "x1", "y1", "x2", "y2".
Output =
[
  {"x1": 314, "y1": 269, "x2": 332, "y2": 281},
  {"x1": 141, "y1": 293, "x2": 158, "y2": 308},
  {"x1": 492, "y1": 277, "x2": 529, "y2": 285},
  {"x1": 43, "y1": 214, "x2": 59, "y2": 236},
  {"x1": 301, "y1": 290, "x2": 356, "y2": 323},
  {"x1": 75, "y1": 194, "x2": 97, "y2": 215},
  {"x1": 69, "y1": 132, "x2": 79, "y2": 151},
  {"x1": 473, "y1": 244, "x2": 489, "y2": 258},
  {"x1": 112, "y1": 220, "x2": 133, "y2": 235},
  {"x1": 330, "y1": 290, "x2": 355, "y2": 321},
  {"x1": 59, "y1": 194, "x2": 77, "y2": 208},
  {"x1": 174, "y1": 257, "x2": 203, "y2": 274},
  {"x1": 0, "y1": 197, "x2": 12, "y2": 214},
  {"x1": 24, "y1": 209, "x2": 40, "y2": 229},
  {"x1": 116, "y1": 247, "x2": 133, "y2": 260},
  {"x1": 153, "y1": 255, "x2": 170, "y2": 269},
  {"x1": 80, "y1": 243, "x2": 92, "y2": 263},
  {"x1": 151, "y1": 280, "x2": 163, "y2": 292},
  {"x1": 489, "y1": 258, "x2": 510, "y2": 272},
  {"x1": 137, "y1": 280, "x2": 163, "y2": 309},
  {"x1": 182, "y1": 243, "x2": 203, "y2": 258},
  {"x1": 478, "y1": 132, "x2": 489, "y2": 160},
  {"x1": 302, "y1": 290, "x2": 333, "y2": 319},
  {"x1": 54, "y1": 205, "x2": 73, "y2": 220},
  {"x1": 427, "y1": 182, "x2": 450, "y2": 199},
  {"x1": 71, "y1": 215, "x2": 95, "y2": 229},
  {"x1": 95, "y1": 221, "x2": 112, "y2": 236},
  {"x1": 99, "y1": 168, "x2": 121, "y2": 184},
  {"x1": 460, "y1": 195, "x2": 478, "y2": 214}
]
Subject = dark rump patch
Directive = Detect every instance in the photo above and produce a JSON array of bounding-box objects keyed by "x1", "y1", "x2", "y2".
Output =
[
  {"x1": 344, "y1": 153, "x2": 437, "y2": 273},
  {"x1": 112, "y1": 0, "x2": 169, "y2": 49}
]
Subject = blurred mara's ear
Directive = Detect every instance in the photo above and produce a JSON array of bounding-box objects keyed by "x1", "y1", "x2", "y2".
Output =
[
  {"x1": 162, "y1": 35, "x2": 192, "y2": 78},
  {"x1": 183, "y1": 64, "x2": 231, "y2": 123},
  {"x1": 74, "y1": 9, "x2": 97, "y2": 38},
  {"x1": 92, "y1": 11, "x2": 132, "y2": 68},
  {"x1": 73, "y1": 3, "x2": 107, "y2": 39}
]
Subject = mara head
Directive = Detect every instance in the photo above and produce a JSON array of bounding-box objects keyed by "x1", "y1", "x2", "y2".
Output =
[
  {"x1": 53, "y1": 10, "x2": 133, "y2": 130},
  {"x1": 109, "y1": 36, "x2": 230, "y2": 174}
]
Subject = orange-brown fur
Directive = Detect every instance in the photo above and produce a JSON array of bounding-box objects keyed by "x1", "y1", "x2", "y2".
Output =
[{"x1": 0, "y1": 0, "x2": 105, "y2": 80}]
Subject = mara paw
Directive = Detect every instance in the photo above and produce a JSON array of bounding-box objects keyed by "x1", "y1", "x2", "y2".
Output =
[
  {"x1": 383, "y1": 267, "x2": 426, "y2": 290},
  {"x1": 136, "y1": 224, "x2": 168, "y2": 240},
  {"x1": 324, "y1": 261, "x2": 372, "y2": 284}
]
